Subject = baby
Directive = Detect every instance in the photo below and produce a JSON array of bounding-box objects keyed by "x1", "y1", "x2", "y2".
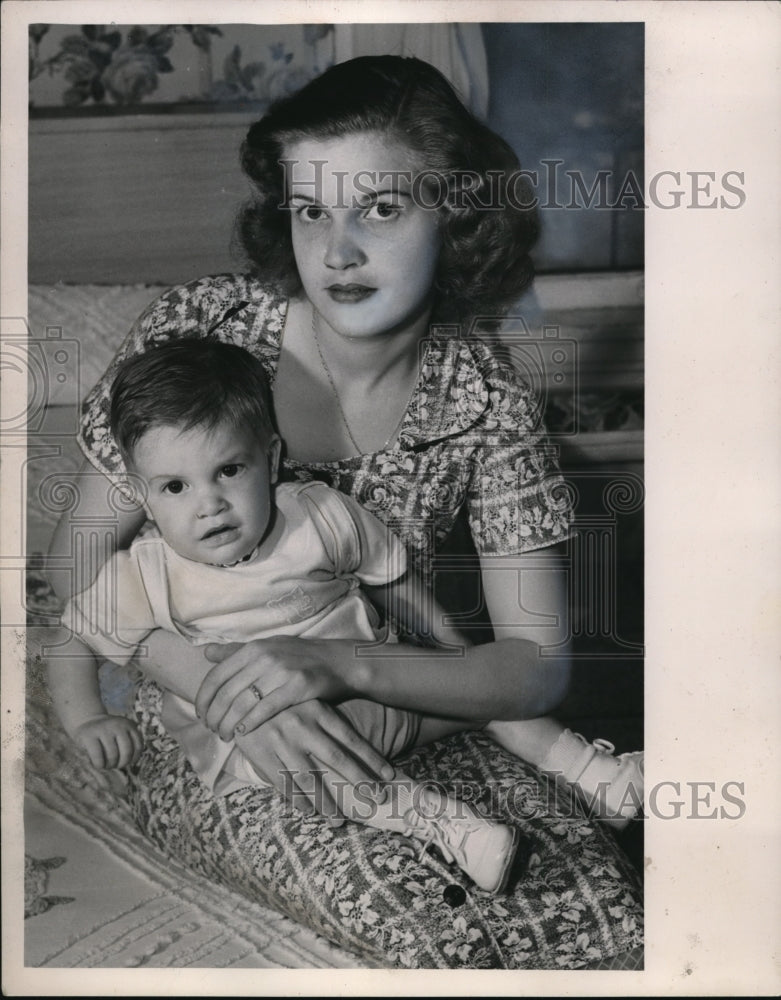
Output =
[{"x1": 49, "y1": 338, "x2": 642, "y2": 894}]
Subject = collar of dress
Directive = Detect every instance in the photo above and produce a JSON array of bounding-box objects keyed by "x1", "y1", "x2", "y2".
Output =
[{"x1": 393, "y1": 332, "x2": 492, "y2": 449}]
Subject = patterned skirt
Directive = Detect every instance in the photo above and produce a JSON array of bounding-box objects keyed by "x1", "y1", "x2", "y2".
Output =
[{"x1": 126, "y1": 679, "x2": 643, "y2": 970}]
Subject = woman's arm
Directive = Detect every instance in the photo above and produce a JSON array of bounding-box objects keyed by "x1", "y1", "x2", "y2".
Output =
[
  {"x1": 356, "y1": 547, "x2": 571, "y2": 719},
  {"x1": 196, "y1": 546, "x2": 571, "y2": 737}
]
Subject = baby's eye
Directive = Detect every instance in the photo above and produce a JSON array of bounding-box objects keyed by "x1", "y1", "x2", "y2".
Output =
[
  {"x1": 364, "y1": 202, "x2": 401, "y2": 221},
  {"x1": 162, "y1": 480, "x2": 185, "y2": 495},
  {"x1": 220, "y1": 464, "x2": 243, "y2": 479}
]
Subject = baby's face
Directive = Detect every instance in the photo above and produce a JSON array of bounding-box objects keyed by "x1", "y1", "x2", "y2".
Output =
[{"x1": 129, "y1": 420, "x2": 280, "y2": 565}]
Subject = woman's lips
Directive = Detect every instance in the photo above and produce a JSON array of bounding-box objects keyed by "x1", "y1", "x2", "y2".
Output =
[{"x1": 326, "y1": 284, "x2": 375, "y2": 303}]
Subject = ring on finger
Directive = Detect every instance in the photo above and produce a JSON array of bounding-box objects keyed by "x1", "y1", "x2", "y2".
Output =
[{"x1": 250, "y1": 684, "x2": 263, "y2": 701}]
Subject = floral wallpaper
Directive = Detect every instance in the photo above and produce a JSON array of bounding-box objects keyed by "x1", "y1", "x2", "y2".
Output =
[{"x1": 29, "y1": 23, "x2": 335, "y2": 112}]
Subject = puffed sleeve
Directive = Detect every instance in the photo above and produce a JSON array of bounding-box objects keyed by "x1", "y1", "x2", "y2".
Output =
[
  {"x1": 76, "y1": 275, "x2": 287, "y2": 480},
  {"x1": 465, "y1": 359, "x2": 574, "y2": 556},
  {"x1": 61, "y1": 549, "x2": 157, "y2": 665},
  {"x1": 298, "y1": 483, "x2": 408, "y2": 586}
]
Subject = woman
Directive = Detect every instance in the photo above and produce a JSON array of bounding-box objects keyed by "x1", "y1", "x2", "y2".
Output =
[{"x1": 48, "y1": 55, "x2": 642, "y2": 969}]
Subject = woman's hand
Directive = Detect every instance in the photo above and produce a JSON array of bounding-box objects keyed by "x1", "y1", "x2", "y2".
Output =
[
  {"x1": 195, "y1": 636, "x2": 357, "y2": 742},
  {"x1": 233, "y1": 699, "x2": 395, "y2": 820}
]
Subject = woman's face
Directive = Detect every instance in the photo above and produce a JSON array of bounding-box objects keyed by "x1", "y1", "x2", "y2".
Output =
[{"x1": 284, "y1": 131, "x2": 442, "y2": 340}]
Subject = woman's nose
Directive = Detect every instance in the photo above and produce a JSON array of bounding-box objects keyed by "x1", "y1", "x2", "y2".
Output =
[{"x1": 324, "y1": 217, "x2": 367, "y2": 270}]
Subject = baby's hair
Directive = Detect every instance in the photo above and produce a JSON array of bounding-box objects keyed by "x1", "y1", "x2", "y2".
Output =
[
  {"x1": 109, "y1": 338, "x2": 276, "y2": 464},
  {"x1": 236, "y1": 55, "x2": 539, "y2": 322}
]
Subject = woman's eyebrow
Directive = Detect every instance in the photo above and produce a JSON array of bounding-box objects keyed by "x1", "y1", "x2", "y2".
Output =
[
  {"x1": 357, "y1": 189, "x2": 412, "y2": 201},
  {"x1": 288, "y1": 189, "x2": 412, "y2": 204}
]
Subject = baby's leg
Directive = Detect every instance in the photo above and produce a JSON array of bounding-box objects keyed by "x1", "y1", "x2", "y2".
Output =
[
  {"x1": 334, "y1": 700, "x2": 519, "y2": 893},
  {"x1": 486, "y1": 717, "x2": 644, "y2": 829},
  {"x1": 336, "y1": 698, "x2": 479, "y2": 759},
  {"x1": 395, "y1": 708, "x2": 643, "y2": 829},
  {"x1": 484, "y1": 716, "x2": 570, "y2": 767}
]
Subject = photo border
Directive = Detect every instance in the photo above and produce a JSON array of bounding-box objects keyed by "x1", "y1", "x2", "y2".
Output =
[{"x1": 3, "y1": 1, "x2": 779, "y2": 995}]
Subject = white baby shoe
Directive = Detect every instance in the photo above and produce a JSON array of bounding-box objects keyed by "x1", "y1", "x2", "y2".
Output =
[
  {"x1": 398, "y1": 785, "x2": 520, "y2": 894},
  {"x1": 540, "y1": 730, "x2": 644, "y2": 830}
]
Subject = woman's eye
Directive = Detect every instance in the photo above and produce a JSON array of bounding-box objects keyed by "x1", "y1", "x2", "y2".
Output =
[
  {"x1": 296, "y1": 204, "x2": 327, "y2": 222},
  {"x1": 220, "y1": 464, "x2": 242, "y2": 478},
  {"x1": 365, "y1": 202, "x2": 401, "y2": 221},
  {"x1": 162, "y1": 480, "x2": 185, "y2": 495}
]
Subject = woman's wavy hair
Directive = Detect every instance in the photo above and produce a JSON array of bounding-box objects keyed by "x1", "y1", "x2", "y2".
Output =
[{"x1": 236, "y1": 55, "x2": 539, "y2": 322}]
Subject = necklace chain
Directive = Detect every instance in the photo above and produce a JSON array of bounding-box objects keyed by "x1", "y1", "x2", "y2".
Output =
[
  {"x1": 311, "y1": 314, "x2": 408, "y2": 456},
  {"x1": 312, "y1": 315, "x2": 364, "y2": 454}
]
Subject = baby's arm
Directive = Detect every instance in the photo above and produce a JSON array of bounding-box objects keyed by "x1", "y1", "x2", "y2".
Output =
[
  {"x1": 364, "y1": 567, "x2": 469, "y2": 651},
  {"x1": 46, "y1": 626, "x2": 142, "y2": 770}
]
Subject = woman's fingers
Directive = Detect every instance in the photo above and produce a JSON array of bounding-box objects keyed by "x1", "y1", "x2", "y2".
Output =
[
  {"x1": 230, "y1": 685, "x2": 302, "y2": 738},
  {"x1": 234, "y1": 701, "x2": 393, "y2": 819},
  {"x1": 217, "y1": 687, "x2": 267, "y2": 742},
  {"x1": 195, "y1": 645, "x2": 257, "y2": 726},
  {"x1": 288, "y1": 761, "x2": 345, "y2": 820},
  {"x1": 325, "y1": 711, "x2": 396, "y2": 784},
  {"x1": 195, "y1": 643, "x2": 247, "y2": 719},
  {"x1": 239, "y1": 737, "x2": 320, "y2": 817},
  {"x1": 203, "y1": 642, "x2": 240, "y2": 664},
  {"x1": 297, "y1": 705, "x2": 394, "y2": 788},
  {"x1": 197, "y1": 638, "x2": 342, "y2": 737}
]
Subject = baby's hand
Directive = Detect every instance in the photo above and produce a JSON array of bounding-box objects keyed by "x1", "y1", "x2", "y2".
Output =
[{"x1": 72, "y1": 715, "x2": 143, "y2": 770}]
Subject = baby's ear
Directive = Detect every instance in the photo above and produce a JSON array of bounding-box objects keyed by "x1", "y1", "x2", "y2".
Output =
[{"x1": 268, "y1": 435, "x2": 282, "y2": 484}]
